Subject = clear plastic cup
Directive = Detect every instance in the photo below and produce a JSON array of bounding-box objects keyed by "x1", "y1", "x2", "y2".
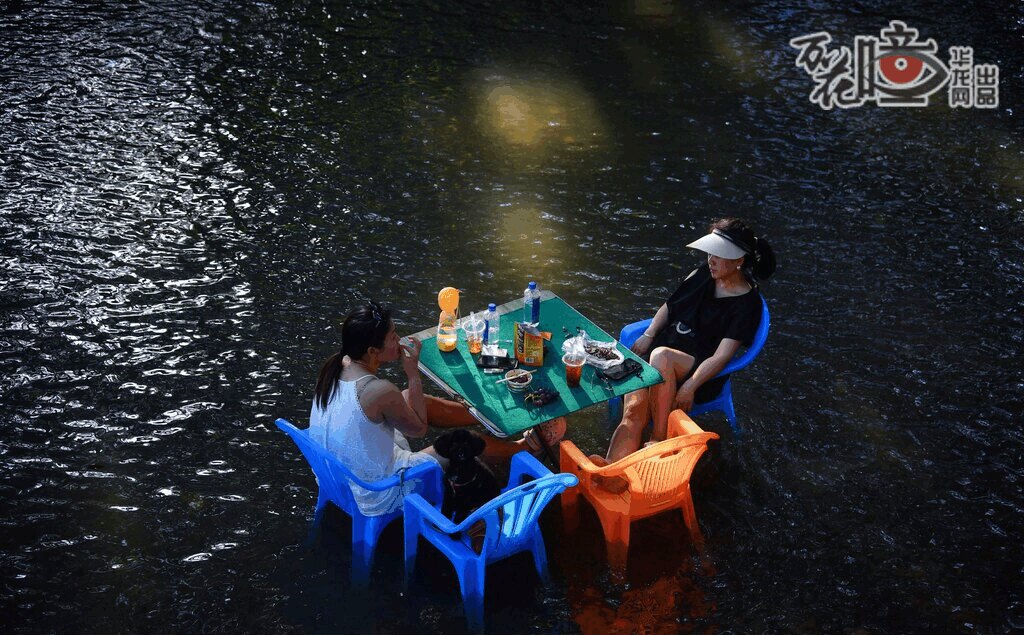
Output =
[
  {"x1": 562, "y1": 352, "x2": 586, "y2": 387},
  {"x1": 463, "y1": 319, "x2": 486, "y2": 355}
]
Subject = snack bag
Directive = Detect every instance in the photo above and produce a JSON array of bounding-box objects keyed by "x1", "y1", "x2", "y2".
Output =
[{"x1": 514, "y1": 322, "x2": 552, "y2": 367}]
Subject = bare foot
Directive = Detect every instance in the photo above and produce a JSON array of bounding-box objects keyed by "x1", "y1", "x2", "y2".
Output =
[{"x1": 587, "y1": 455, "x2": 629, "y2": 494}]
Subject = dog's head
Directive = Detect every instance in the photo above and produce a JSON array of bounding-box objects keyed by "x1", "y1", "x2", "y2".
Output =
[{"x1": 434, "y1": 429, "x2": 486, "y2": 466}]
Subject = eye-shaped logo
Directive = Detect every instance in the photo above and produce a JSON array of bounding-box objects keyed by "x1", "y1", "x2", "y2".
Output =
[
  {"x1": 874, "y1": 47, "x2": 949, "y2": 99},
  {"x1": 791, "y1": 21, "x2": 998, "y2": 110}
]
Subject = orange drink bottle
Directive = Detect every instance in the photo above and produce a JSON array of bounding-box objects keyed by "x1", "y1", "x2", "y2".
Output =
[
  {"x1": 437, "y1": 311, "x2": 458, "y2": 352},
  {"x1": 437, "y1": 287, "x2": 460, "y2": 352}
]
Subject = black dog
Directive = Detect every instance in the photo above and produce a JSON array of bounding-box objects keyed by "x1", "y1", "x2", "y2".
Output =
[{"x1": 434, "y1": 429, "x2": 501, "y2": 524}]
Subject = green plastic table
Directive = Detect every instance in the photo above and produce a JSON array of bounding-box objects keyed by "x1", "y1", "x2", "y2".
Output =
[{"x1": 411, "y1": 291, "x2": 663, "y2": 438}]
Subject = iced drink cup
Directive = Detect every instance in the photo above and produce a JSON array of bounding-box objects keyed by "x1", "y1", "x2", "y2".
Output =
[{"x1": 563, "y1": 352, "x2": 585, "y2": 387}]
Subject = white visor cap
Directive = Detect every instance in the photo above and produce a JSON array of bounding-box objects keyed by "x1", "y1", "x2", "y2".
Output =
[{"x1": 686, "y1": 230, "x2": 748, "y2": 259}]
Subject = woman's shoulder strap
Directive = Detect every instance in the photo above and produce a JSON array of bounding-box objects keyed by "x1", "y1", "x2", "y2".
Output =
[{"x1": 354, "y1": 374, "x2": 384, "y2": 399}]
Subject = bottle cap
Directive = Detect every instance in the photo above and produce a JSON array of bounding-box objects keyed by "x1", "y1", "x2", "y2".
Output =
[
  {"x1": 488, "y1": 303, "x2": 496, "y2": 311},
  {"x1": 528, "y1": 281, "x2": 537, "y2": 290}
]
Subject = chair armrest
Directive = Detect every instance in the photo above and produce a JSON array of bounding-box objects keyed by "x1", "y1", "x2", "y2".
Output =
[
  {"x1": 718, "y1": 359, "x2": 743, "y2": 377},
  {"x1": 620, "y1": 467, "x2": 644, "y2": 493},
  {"x1": 559, "y1": 440, "x2": 600, "y2": 475},
  {"x1": 667, "y1": 410, "x2": 706, "y2": 438},
  {"x1": 358, "y1": 460, "x2": 442, "y2": 492},
  {"x1": 506, "y1": 451, "x2": 553, "y2": 491},
  {"x1": 619, "y1": 319, "x2": 654, "y2": 349},
  {"x1": 408, "y1": 460, "x2": 444, "y2": 507},
  {"x1": 404, "y1": 493, "x2": 459, "y2": 535}
]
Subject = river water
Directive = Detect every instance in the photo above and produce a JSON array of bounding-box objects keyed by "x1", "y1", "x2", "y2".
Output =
[{"x1": 2, "y1": 1, "x2": 1022, "y2": 632}]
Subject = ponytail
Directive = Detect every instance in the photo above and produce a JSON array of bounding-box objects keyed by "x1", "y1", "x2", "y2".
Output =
[
  {"x1": 314, "y1": 350, "x2": 345, "y2": 411},
  {"x1": 750, "y1": 235, "x2": 776, "y2": 281}
]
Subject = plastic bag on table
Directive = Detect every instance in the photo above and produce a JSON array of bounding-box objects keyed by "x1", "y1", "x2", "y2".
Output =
[{"x1": 561, "y1": 331, "x2": 624, "y2": 370}]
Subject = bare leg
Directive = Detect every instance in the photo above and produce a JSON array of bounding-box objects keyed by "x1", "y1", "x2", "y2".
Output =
[
  {"x1": 422, "y1": 393, "x2": 479, "y2": 428},
  {"x1": 605, "y1": 388, "x2": 651, "y2": 464},
  {"x1": 420, "y1": 429, "x2": 525, "y2": 468},
  {"x1": 479, "y1": 434, "x2": 529, "y2": 464},
  {"x1": 586, "y1": 454, "x2": 629, "y2": 494},
  {"x1": 419, "y1": 445, "x2": 448, "y2": 468},
  {"x1": 420, "y1": 393, "x2": 528, "y2": 464},
  {"x1": 648, "y1": 347, "x2": 695, "y2": 443}
]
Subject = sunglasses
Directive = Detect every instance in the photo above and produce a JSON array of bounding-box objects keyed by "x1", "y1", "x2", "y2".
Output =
[{"x1": 367, "y1": 300, "x2": 385, "y2": 326}]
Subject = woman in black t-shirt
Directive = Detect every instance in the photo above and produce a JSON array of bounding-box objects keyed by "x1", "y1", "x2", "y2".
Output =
[{"x1": 600, "y1": 218, "x2": 776, "y2": 466}]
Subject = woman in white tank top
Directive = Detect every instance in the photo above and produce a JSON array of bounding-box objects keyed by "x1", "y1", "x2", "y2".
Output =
[{"x1": 307, "y1": 301, "x2": 549, "y2": 516}]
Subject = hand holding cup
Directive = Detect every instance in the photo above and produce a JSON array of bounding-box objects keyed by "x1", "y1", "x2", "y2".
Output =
[{"x1": 400, "y1": 337, "x2": 422, "y2": 374}]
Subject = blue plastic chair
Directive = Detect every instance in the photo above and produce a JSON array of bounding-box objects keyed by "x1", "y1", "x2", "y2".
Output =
[
  {"x1": 276, "y1": 418, "x2": 443, "y2": 586},
  {"x1": 403, "y1": 452, "x2": 578, "y2": 632},
  {"x1": 609, "y1": 296, "x2": 770, "y2": 433}
]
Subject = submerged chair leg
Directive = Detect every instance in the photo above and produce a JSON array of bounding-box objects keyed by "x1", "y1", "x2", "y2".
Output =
[
  {"x1": 350, "y1": 516, "x2": 378, "y2": 588},
  {"x1": 723, "y1": 395, "x2": 738, "y2": 433},
  {"x1": 680, "y1": 490, "x2": 704, "y2": 545},
  {"x1": 595, "y1": 509, "x2": 631, "y2": 572},
  {"x1": 351, "y1": 545, "x2": 372, "y2": 588},
  {"x1": 529, "y1": 533, "x2": 550, "y2": 585},
  {"x1": 403, "y1": 520, "x2": 419, "y2": 588},
  {"x1": 560, "y1": 486, "x2": 581, "y2": 534},
  {"x1": 457, "y1": 559, "x2": 486, "y2": 632},
  {"x1": 306, "y1": 491, "x2": 328, "y2": 547}
]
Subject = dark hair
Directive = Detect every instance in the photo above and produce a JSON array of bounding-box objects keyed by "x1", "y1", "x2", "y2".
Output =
[
  {"x1": 709, "y1": 217, "x2": 776, "y2": 281},
  {"x1": 314, "y1": 301, "x2": 392, "y2": 411}
]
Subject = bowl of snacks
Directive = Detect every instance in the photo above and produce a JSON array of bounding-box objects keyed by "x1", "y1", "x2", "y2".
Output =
[{"x1": 504, "y1": 369, "x2": 533, "y2": 392}]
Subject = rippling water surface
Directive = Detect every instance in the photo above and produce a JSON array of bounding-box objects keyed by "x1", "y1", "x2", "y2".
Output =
[{"x1": 2, "y1": 0, "x2": 1022, "y2": 632}]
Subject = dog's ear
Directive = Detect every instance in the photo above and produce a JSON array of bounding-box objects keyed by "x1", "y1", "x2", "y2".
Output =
[
  {"x1": 434, "y1": 432, "x2": 453, "y2": 459},
  {"x1": 470, "y1": 432, "x2": 486, "y2": 457}
]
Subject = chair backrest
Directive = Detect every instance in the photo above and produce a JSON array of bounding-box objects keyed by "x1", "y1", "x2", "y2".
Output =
[
  {"x1": 720, "y1": 296, "x2": 770, "y2": 375},
  {"x1": 276, "y1": 418, "x2": 364, "y2": 518},
  {"x1": 462, "y1": 473, "x2": 578, "y2": 559},
  {"x1": 601, "y1": 433, "x2": 716, "y2": 508}
]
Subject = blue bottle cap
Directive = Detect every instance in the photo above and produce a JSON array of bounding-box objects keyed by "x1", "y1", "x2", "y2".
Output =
[
  {"x1": 528, "y1": 281, "x2": 537, "y2": 290},
  {"x1": 488, "y1": 303, "x2": 496, "y2": 311}
]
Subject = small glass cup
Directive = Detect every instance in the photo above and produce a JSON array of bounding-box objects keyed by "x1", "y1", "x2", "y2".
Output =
[
  {"x1": 463, "y1": 319, "x2": 486, "y2": 355},
  {"x1": 562, "y1": 352, "x2": 586, "y2": 387}
]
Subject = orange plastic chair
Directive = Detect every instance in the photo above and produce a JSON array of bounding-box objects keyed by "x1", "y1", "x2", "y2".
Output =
[{"x1": 559, "y1": 410, "x2": 719, "y2": 570}]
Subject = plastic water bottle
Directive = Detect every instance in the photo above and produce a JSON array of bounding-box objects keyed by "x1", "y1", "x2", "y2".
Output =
[
  {"x1": 484, "y1": 303, "x2": 500, "y2": 345},
  {"x1": 523, "y1": 281, "x2": 541, "y2": 325}
]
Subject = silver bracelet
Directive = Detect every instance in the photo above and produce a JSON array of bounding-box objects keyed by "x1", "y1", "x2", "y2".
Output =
[{"x1": 642, "y1": 330, "x2": 657, "y2": 338}]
